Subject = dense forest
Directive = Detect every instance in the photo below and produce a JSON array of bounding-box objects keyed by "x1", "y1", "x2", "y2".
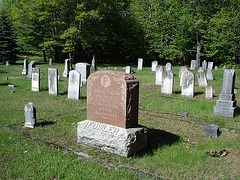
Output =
[{"x1": 0, "y1": 0, "x2": 239, "y2": 67}]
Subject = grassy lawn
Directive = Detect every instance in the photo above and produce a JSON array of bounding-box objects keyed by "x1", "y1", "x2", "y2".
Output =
[{"x1": 0, "y1": 62, "x2": 239, "y2": 179}]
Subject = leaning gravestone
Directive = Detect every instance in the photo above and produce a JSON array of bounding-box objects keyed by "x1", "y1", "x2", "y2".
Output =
[
  {"x1": 62, "y1": 59, "x2": 70, "y2": 78},
  {"x1": 202, "y1": 60, "x2": 207, "y2": 70},
  {"x1": 24, "y1": 102, "x2": 36, "y2": 128},
  {"x1": 48, "y1": 68, "x2": 58, "y2": 96},
  {"x1": 137, "y1": 58, "x2": 143, "y2": 71},
  {"x1": 179, "y1": 66, "x2": 188, "y2": 86},
  {"x1": 90, "y1": 55, "x2": 97, "y2": 71},
  {"x1": 206, "y1": 69, "x2": 213, "y2": 80},
  {"x1": 68, "y1": 70, "x2": 81, "y2": 100},
  {"x1": 75, "y1": 62, "x2": 90, "y2": 86},
  {"x1": 151, "y1": 60, "x2": 158, "y2": 75},
  {"x1": 77, "y1": 70, "x2": 147, "y2": 157},
  {"x1": 26, "y1": 61, "x2": 36, "y2": 80},
  {"x1": 213, "y1": 69, "x2": 238, "y2": 118},
  {"x1": 125, "y1": 66, "x2": 131, "y2": 74},
  {"x1": 161, "y1": 70, "x2": 174, "y2": 95},
  {"x1": 190, "y1": 60, "x2": 196, "y2": 70},
  {"x1": 197, "y1": 67, "x2": 208, "y2": 88},
  {"x1": 31, "y1": 68, "x2": 40, "y2": 92},
  {"x1": 22, "y1": 56, "x2": 28, "y2": 75},
  {"x1": 155, "y1": 65, "x2": 163, "y2": 85},
  {"x1": 208, "y1": 62, "x2": 213, "y2": 70},
  {"x1": 205, "y1": 85, "x2": 213, "y2": 99},
  {"x1": 181, "y1": 71, "x2": 194, "y2": 97}
]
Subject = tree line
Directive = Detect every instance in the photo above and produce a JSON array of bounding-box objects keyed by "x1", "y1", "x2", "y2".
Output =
[{"x1": 0, "y1": 0, "x2": 239, "y2": 67}]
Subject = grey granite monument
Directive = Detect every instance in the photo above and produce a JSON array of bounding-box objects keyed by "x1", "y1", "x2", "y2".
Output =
[
  {"x1": 22, "y1": 56, "x2": 28, "y2": 75},
  {"x1": 26, "y1": 61, "x2": 36, "y2": 80},
  {"x1": 213, "y1": 69, "x2": 238, "y2": 118}
]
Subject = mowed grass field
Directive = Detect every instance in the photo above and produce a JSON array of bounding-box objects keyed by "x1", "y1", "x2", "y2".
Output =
[{"x1": 0, "y1": 61, "x2": 239, "y2": 179}]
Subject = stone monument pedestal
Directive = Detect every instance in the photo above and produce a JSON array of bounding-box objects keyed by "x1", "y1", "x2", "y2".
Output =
[{"x1": 77, "y1": 120, "x2": 147, "y2": 157}]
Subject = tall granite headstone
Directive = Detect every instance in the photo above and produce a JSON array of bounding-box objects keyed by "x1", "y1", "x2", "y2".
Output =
[
  {"x1": 48, "y1": 68, "x2": 58, "y2": 96},
  {"x1": 68, "y1": 70, "x2": 81, "y2": 100},
  {"x1": 22, "y1": 56, "x2": 28, "y2": 75},
  {"x1": 161, "y1": 70, "x2": 174, "y2": 95},
  {"x1": 77, "y1": 70, "x2": 147, "y2": 157},
  {"x1": 190, "y1": 60, "x2": 196, "y2": 70},
  {"x1": 26, "y1": 61, "x2": 36, "y2": 80},
  {"x1": 90, "y1": 55, "x2": 97, "y2": 71},
  {"x1": 197, "y1": 67, "x2": 208, "y2": 88},
  {"x1": 151, "y1": 60, "x2": 158, "y2": 74},
  {"x1": 137, "y1": 58, "x2": 143, "y2": 71},
  {"x1": 75, "y1": 62, "x2": 90, "y2": 86},
  {"x1": 155, "y1": 65, "x2": 163, "y2": 85},
  {"x1": 24, "y1": 102, "x2": 36, "y2": 128},
  {"x1": 213, "y1": 69, "x2": 238, "y2": 118},
  {"x1": 31, "y1": 68, "x2": 40, "y2": 92},
  {"x1": 62, "y1": 59, "x2": 70, "y2": 78},
  {"x1": 181, "y1": 71, "x2": 194, "y2": 97}
]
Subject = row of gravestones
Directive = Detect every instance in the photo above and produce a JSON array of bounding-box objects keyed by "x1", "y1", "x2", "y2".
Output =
[{"x1": 24, "y1": 68, "x2": 237, "y2": 158}]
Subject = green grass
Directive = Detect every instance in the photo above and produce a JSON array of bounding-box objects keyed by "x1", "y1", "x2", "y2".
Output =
[{"x1": 0, "y1": 63, "x2": 240, "y2": 179}]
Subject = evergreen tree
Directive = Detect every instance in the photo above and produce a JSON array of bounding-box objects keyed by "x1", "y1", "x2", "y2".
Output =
[{"x1": 0, "y1": 10, "x2": 17, "y2": 64}]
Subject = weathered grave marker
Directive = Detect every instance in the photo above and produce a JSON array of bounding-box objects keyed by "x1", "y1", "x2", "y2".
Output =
[
  {"x1": 213, "y1": 69, "x2": 238, "y2": 118},
  {"x1": 202, "y1": 60, "x2": 207, "y2": 70},
  {"x1": 155, "y1": 65, "x2": 163, "y2": 85},
  {"x1": 137, "y1": 58, "x2": 143, "y2": 71},
  {"x1": 125, "y1": 66, "x2": 131, "y2": 74},
  {"x1": 190, "y1": 60, "x2": 196, "y2": 70},
  {"x1": 24, "y1": 102, "x2": 36, "y2": 128},
  {"x1": 75, "y1": 62, "x2": 90, "y2": 86},
  {"x1": 206, "y1": 69, "x2": 213, "y2": 80},
  {"x1": 26, "y1": 61, "x2": 36, "y2": 80},
  {"x1": 205, "y1": 85, "x2": 213, "y2": 99},
  {"x1": 151, "y1": 60, "x2": 158, "y2": 74},
  {"x1": 62, "y1": 59, "x2": 70, "y2": 78},
  {"x1": 179, "y1": 66, "x2": 188, "y2": 86},
  {"x1": 90, "y1": 55, "x2": 97, "y2": 71},
  {"x1": 161, "y1": 70, "x2": 174, "y2": 95},
  {"x1": 49, "y1": 58, "x2": 52, "y2": 65},
  {"x1": 197, "y1": 67, "x2": 208, "y2": 88},
  {"x1": 203, "y1": 124, "x2": 219, "y2": 138},
  {"x1": 208, "y1": 62, "x2": 213, "y2": 70},
  {"x1": 68, "y1": 70, "x2": 81, "y2": 100},
  {"x1": 31, "y1": 68, "x2": 40, "y2": 92},
  {"x1": 166, "y1": 62, "x2": 172, "y2": 71},
  {"x1": 48, "y1": 68, "x2": 58, "y2": 96},
  {"x1": 181, "y1": 71, "x2": 194, "y2": 97},
  {"x1": 22, "y1": 56, "x2": 28, "y2": 75},
  {"x1": 77, "y1": 70, "x2": 147, "y2": 157}
]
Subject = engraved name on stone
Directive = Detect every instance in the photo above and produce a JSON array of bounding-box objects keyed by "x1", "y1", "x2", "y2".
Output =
[{"x1": 83, "y1": 121, "x2": 120, "y2": 136}]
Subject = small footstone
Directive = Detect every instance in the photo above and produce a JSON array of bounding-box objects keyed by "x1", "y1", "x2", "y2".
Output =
[
  {"x1": 203, "y1": 124, "x2": 219, "y2": 138},
  {"x1": 178, "y1": 110, "x2": 188, "y2": 116}
]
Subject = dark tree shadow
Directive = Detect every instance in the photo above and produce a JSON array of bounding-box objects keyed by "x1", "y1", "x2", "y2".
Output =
[
  {"x1": 0, "y1": 83, "x2": 9, "y2": 86},
  {"x1": 174, "y1": 90, "x2": 181, "y2": 94},
  {"x1": 137, "y1": 128, "x2": 180, "y2": 156},
  {"x1": 80, "y1": 96, "x2": 87, "y2": 99},
  {"x1": 59, "y1": 92, "x2": 68, "y2": 96},
  {"x1": 36, "y1": 121, "x2": 55, "y2": 127},
  {"x1": 194, "y1": 92, "x2": 204, "y2": 96}
]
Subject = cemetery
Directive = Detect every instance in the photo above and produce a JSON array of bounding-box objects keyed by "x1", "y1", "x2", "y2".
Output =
[{"x1": 0, "y1": 59, "x2": 240, "y2": 179}]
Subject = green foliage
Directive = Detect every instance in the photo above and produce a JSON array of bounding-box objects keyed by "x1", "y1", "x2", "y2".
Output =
[{"x1": 0, "y1": 10, "x2": 18, "y2": 64}]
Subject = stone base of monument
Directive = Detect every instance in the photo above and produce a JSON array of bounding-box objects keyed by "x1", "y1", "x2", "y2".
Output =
[
  {"x1": 77, "y1": 120, "x2": 147, "y2": 157},
  {"x1": 213, "y1": 105, "x2": 238, "y2": 118}
]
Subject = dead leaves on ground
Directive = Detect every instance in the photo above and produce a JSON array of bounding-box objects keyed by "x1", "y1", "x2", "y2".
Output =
[{"x1": 206, "y1": 149, "x2": 229, "y2": 157}]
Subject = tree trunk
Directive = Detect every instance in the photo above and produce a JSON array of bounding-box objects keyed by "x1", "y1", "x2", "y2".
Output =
[
  {"x1": 196, "y1": 27, "x2": 201, "y2": 68},
  {"x1": 43, "y1": 50, "x2": 46, "y2": 62}
]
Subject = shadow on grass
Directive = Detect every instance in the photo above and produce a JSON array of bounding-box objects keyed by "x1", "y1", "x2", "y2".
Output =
[
  {"x1": 138, "y1": 128, "x2": 180, "y2": 156},
  {"x1": 0, "y1": 83, "x2": 9, "y2": 86},
  {"x1": 59, "y1": 92, "x2": 68, "y2": 96},
  {"x1": 80, "y1": 96, "x2": 87, "y2": 99},
  {"x1": 194, "y1": 92, "x2": 204, "y2": 96},
  {"x1": 36, "y1": 121, "x2": 55, "y2": 127}
]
